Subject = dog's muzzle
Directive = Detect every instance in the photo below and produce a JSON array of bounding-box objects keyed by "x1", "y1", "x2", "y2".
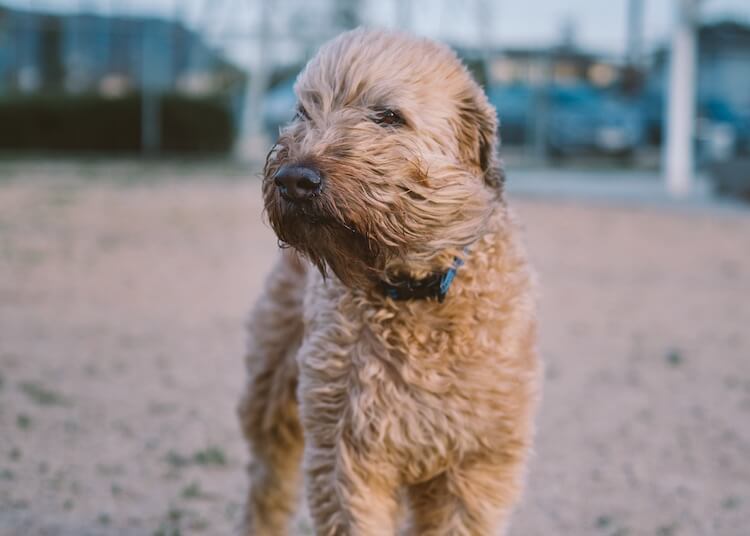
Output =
[{"x1": 273, "y1": 165, "x2": 322, "y2": 202}]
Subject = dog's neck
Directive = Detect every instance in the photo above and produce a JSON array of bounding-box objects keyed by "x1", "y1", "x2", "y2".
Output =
[
  {"x1": 374, "y1": 207, "x2": 502, "y2": 303},
  {"x1": 378, "y1": 253, "x2": 466, "y2": 303}
]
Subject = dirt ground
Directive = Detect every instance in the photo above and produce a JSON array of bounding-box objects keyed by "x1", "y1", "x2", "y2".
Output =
[{"x1": 0, "y1": 160, "x2": 749, "y2": 536}]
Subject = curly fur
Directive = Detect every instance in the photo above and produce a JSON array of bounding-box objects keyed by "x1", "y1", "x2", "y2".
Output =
[{"x1": 239, "y1": 28, "x2": 540, "y2": 536}]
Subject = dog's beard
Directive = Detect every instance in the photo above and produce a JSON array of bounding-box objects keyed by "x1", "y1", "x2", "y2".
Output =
[{"x1": 264, "y1": 191, "x2": 386, "y2": 288}]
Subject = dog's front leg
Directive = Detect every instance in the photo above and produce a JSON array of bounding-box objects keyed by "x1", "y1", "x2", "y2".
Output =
[
  {"x1": 405, "y1": 451, "x2": 528, "y2": 536},
  {"x1": 239, "y1": 252, "x2": 307, "y2": 536},
  {"x1": 304, "y1": 439, "x2": 400, "y2": 536}
]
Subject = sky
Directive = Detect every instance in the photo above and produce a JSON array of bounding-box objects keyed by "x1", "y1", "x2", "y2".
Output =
[{"x1": 3, "y1": 0, "x2": 750, "y2": 63}]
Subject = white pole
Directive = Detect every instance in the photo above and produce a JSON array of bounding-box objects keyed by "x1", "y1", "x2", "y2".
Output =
[{"x1": 664, "y1": 0, "x2": 699, "y2": 198}]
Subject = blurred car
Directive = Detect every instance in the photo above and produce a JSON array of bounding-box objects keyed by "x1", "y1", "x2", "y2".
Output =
[
  {"x1": 640, "y1": 90, "x2": 664, "y2": 146},
  {"x1": 487, "y1": 84, "x2": 532, "y2": 145},
  {"x1": 546, "y1": 86, "x2": 643, "y2": 159},
  {"x1": 696, "y1": 98, "x2": 750, "y2": 162},
  {"x1": 263, "y1": 76, "x2": 297, "y2": 136},
  {"x1": 488, "y1": 83, "x2": 644, "y2": 158},
  {"x1": 710, "y1": 157, "x2": 750, "y2": 201},
  {"x1": 641, "y1": 93, "x2": 750, "y2": 159}
]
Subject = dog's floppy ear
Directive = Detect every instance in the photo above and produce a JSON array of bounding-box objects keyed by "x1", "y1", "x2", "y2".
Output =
[{"x1": 455, "y1": 93, "x2": 505, "y2": 195}]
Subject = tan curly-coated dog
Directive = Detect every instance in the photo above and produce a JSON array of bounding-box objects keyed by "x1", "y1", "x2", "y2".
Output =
[{"x1": 238, "y1": 28, "x2": 540, "y2": 536}]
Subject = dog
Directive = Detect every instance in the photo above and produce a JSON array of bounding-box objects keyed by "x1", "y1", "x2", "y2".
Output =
[{"x1": 238, "y1": 28, "x2": 540, "y2": 536}]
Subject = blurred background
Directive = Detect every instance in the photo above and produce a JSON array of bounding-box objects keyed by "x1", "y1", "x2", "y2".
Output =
[
  {"x1": 1, "y1": 0, "x2": 750, "y2": 194},
  {"x1": 0, "y1": 1, "x2": 749, "y2": 535}
]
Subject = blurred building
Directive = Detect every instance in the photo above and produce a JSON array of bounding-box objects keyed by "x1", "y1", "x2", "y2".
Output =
[
  {"x1": 469, "y1": 44, "x2": 642, "y2": 158},
  {"x1": 647, "y1": 21, "x2": 750, "y2": 157},
  {"x1": 697, "y1": 22, "x2": 750, "y2": 118},
  {"x1": 649, "y1": 21, "x2": 750, "y2": 115},
  {"x1": 485, "y1": 46, "x2": 621, "y2": 89},
  {"x1": 0, "y1": 5, "x2": 244, "y2": 97},
  {"x1": 0, "y1": 4, "x2": 247, "y2": 154}
]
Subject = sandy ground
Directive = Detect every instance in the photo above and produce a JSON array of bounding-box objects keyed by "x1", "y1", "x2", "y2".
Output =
[{"x1": 0, "y1": 161, "x2": 749, "y2": 536}]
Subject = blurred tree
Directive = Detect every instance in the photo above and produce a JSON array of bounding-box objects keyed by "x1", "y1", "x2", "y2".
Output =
[{"x1": 333, "y1": 0, "x2": 361, "y2": 31}]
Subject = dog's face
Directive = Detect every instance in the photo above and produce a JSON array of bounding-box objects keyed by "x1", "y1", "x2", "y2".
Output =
[{"x1": 263, "y1": 29, "x2": 503, "y2": 288}]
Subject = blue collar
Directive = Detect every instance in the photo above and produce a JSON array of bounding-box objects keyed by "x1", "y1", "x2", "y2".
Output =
[{"x1": 379, "y1": 255, "x2": 465, "y2": 303}]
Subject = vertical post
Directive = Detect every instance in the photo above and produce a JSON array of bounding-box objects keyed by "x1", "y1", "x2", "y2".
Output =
[
  {"x1": 141, "y1": 19, "x2": 161, "y2": 155},
  {"x1": 621, "y1": 0, "x2": 645, "y2": 95},
  {"x1": 626, "y1": 0, "x2": 644, "y2": 66},
  {"x1": 528, "y1": 55, "x2": 551, "y2": 165},
  {"x1": 476, "y1": 0, "x2": 492, "y2": 58},
  {"x1": 476, "y1": 0, "x2": 494, "y2": 145},
  {"x1": 237, "y1": 0, "x2": 270, "y2": 162},
  {"x1": 664, "y1": 0, "x2": 699, "y2": 197}
]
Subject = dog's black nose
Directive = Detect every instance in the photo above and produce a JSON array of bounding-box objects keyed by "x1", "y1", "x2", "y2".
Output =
[{"x1": 273, "y1": 165, "x2": 322, "y2": 202}]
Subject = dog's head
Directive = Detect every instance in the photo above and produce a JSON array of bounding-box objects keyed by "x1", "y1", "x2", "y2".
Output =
[{"x1": 263, "y1": 28, "x2": 503, "y2": 288}]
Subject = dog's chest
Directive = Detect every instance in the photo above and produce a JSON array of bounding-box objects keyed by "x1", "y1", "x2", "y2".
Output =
[{"x1": 300, "y1": 284, "x2": 503, "y2": 483}]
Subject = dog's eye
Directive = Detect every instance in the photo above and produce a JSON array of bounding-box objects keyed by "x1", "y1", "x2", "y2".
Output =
[
  {"x1": 295, "y1": 105, "x2": 310, "y2": 121},
  {"x1": 373, "y1": 108, "x2": 404, "y2": 127}
]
